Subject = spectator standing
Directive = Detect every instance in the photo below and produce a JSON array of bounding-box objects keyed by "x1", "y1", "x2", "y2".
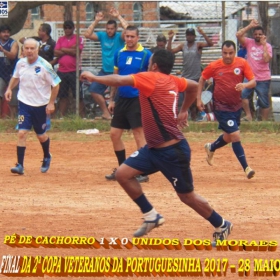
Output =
[
  {"x1": 84, "y1": 7, "x2": 128, "y2": 120},
  {"x1": 105, "y1": 25, "x2": 151, "y2": 183},
  {"x1": 19, "y1": 23, "x2": 57, "y2": 66},
  {"x1": 80, "y1": 49, "x2": 233, "y2": 241},
  {"x1": 0, "y1": 25, "x2": 19, "y2": 118},
  {"x1": 197, "y1": 40, "x2": 256, "y2": 179},
  {"x1": 237, "y1": 44, "x2": 247, "y2": 59},
  {"x1": 236, "y1": 19, "x2": 272, "y2": 121},
  {"x1": 5, "y1": 38, "x2": 61, "y2": 175},
  {"x1": 149, "y1": 34, "x2": 167, "y2": 53},
  {"x1": 167, "y1": 27, "x2": 213, "y2": 120},
  {"x1": 54, "y1": 20, "x2": 84, "y2": 118}
]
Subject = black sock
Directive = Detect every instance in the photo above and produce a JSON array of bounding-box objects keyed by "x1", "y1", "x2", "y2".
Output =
[
  {"x1": 232, "y1": 141, "x2": 248, "y2": 170},
  {"x1": 115, "y1": 149, "x2": 126, "y2": 166},
  {"x1": 211, "y1": 134, "x2": 228, "y2": 151},
  {"x1": 207, "y1": 210, "x2": 224, "y2": 228},
  {"x1": 134, "y1": 193, "x2": 153, "y2": 214},
  {"x1": 17, "y1": 146, "x2": 26, "y2": 166},
  {"x1": 40, "y1": 138, "x2": 50, "y2": 158}
]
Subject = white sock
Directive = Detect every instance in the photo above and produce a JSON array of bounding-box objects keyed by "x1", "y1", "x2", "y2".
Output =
[{"x1": 143, "y1": 208, "x2": 158, "y2": 221}]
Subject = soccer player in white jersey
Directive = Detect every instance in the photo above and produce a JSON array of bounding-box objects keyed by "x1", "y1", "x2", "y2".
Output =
[{"x1": 5, "y1": 38, "x2": 61, "y2": 175}]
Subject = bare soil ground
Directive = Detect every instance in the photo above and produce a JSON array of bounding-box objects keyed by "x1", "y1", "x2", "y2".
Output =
[{"x1": 0, "y1": 131, "x2": 279, "y2": 279}]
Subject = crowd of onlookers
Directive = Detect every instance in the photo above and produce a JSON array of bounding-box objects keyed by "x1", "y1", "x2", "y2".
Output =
[{"x1": 0, "y1": 8, "x2": 272, "y2": 122}]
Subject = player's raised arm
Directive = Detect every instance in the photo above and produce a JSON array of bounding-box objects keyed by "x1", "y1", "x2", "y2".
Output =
[{"x1": 80, "y1": 71, "x2": 134, "y2": 87}]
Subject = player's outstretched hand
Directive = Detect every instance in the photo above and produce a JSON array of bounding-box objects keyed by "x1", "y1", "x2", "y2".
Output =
[
  {"x1": 109, "y1": 7, "x2": 119, "y2": 17},
  {"x1": 235, "y1": 83, "x2": 246, "y2": 91},
  {"x1": 4, "y1": 89, "x2": 12, "y2": 102},
  {"x1": 46, "y1": 102, "x2": 55, "y2": 115},
  {"x1": 196, "y1": 99, "x2": 204, "y2": 112},
  {"x1": 95, "y1": 11, "x2": 104, "y2": 22},
  {"x1": 80, "y1": 71, "x2": 95, "y2": 83}
]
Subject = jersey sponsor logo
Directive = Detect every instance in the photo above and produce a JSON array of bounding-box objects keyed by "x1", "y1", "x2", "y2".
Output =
[
  {"x1": 18, "y1": 115, "x2": 24, "y2": 124},
  {"x1": 35, "y1": 66, "x2": 41, "y2": 74},
  {"x1": 130, "y1": 151, "x2": 139, "y2": 157},
  {"x1": 43, "y1": 45, "x2": 50, "y2": 51},
  {"x1": 227, "y1": 120, "x2": 234, "y2": 127},
  {"x1": 234, "y1": 68, "x2": 241, "y2": 75},
  {"x1": 126, "y1": 57, "x2": 133, "y2": 65}
]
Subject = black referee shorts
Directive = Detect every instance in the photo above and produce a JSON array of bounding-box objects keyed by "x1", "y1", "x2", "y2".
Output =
[{"x1": 111, "y1": 96, "x2": 142, "y2": 130}]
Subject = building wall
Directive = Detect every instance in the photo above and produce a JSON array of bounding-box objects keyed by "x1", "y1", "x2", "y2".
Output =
[{"x1": 10, "y1": 1, "x2": 159, "y2": 30}]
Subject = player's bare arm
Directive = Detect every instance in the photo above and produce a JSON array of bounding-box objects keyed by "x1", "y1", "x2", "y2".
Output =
[
  {"x1": 84, "y1": 11, "x2": 104, "y2": 41},
  {"x1": 235, "y1": 78, "x2": 256, "y2": 92},
  {"x1": 0, "y1": 41, "x2": 19, "y2": 60},
  {"x1": 167, "y1": 30, "x2": 183, "y2": 53},
  {"x1": 261, "y1": 36, "x2": 272, "y2": 63},
  {"x1": 181, "y1": 79, "x2": 198, "y2": 112},
  {"x1": 46, "y1": 84, "x2": 60, "y2": 115},
  {"x1": 177, "y1": 80, "x2": 198, "y2": 129},
  {"x1": 4, "y1": 77, "x2": 20, "y2": 101},
  {"x1": 54, "y1": 49, "x2": 64, "y2": 58},
  {"x1": 109, "y1": 7, "x2": 128, "y2": 38},
  {"x1": 81, "y1": 71, "x2": 134, "y2": 87},
  {"x1": 108, "y1": 69, "x2": 119, "y2": 114},
  {"x1": 236, "y1": 19, "x2": 258, "y2": 45},
  {"x1": 197, "y1": 27, "x2": 213, "y2": 47},
  {"x1": 196, "y1": 76, "x2": 206, "y2": 111},
  {"x1": 60, "y1": 46, "x2": 78, "y2": 56}
]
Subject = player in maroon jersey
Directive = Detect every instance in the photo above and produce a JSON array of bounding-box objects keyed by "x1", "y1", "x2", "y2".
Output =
[{"x1": 81, "y1": 49, "x2": 232, "y2": 243}]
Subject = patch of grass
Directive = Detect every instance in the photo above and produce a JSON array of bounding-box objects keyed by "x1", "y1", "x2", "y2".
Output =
[
  {"x1": 51, "y1": 116, "x2": 111, "y2": 132},
  {"x1": 1, "y1": 117, "x2": 280, "y2": 134},
  {"x1": 0, "y1": 119, "x2": 17, "y2": 133}
]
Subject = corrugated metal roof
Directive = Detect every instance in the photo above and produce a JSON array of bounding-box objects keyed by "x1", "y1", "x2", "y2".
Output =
[{"x1": 159, "y1": 1, "x2": 247, "y2": 20}]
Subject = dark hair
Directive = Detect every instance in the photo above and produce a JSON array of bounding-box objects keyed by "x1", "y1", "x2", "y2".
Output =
[
  {"x1": 253, "y1": 26, "x2": 264, "y2": 34},
  {"x1": 0, "y1": 25, "x2": 11, "y2": 33},
  {"x1": 125, "y1": 25, "x2": 139, "y2": 35},
  {"x1": 40, "y1": 23, "x2": 52, "y2": 36},
  {"x1": 156, "y1": 34, "x2": 167, "y2": 43},
  {"x1": 222, "y1": 40, "x2": 236, "y2": 50},
  {"x1": 63, "y1": 20, "x2": 74, "y2": 29},
  {"x1": 107, "y1": 19, "x2": 117, "y2": 28},
  {"x1": 152, "y1": 49, "x2": 175, "y2": 74},
  {"x1": 185, "y1": 28, "x2": 196, "y2": 36}
]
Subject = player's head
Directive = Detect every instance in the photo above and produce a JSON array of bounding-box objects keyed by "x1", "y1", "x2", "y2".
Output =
[
  {"x1": 63, "y1": 20, "x2": 75, "y2": 36},
  {"x1": 38, "y1": 23, "x2": 52, "y2": 39},
  {"x1": 124, "y1": 25, "x2": 139, "y2": 50},
  {"x1": 0, "y1": 25, "x2": 11, "y2": 41},
  {"x1": 149, "y1": 49, "x2": 175, "y2": 74},
  {"x1": 185, "y1": 28, "x2": 196, "y2": 43},
  {"x1": 106, "y1": 20, "x2": 117, "y2": 37},
  {"x1": 252, "y1": 26, "x2": 265, "y2": 43},
  {"x1": 221, "y1": 40, "x2": 236, "y2": 65},
  {"x1": 23, "y1": 38, "x2": 39, "y2": 63},
  {"x1": 156, "y1": 34, "x2": 167, "y2": 49}
]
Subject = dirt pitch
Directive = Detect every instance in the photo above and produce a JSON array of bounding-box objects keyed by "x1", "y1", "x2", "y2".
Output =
[{"x1": 0, "y1": 131, "x2": 280, "y2": 279}]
